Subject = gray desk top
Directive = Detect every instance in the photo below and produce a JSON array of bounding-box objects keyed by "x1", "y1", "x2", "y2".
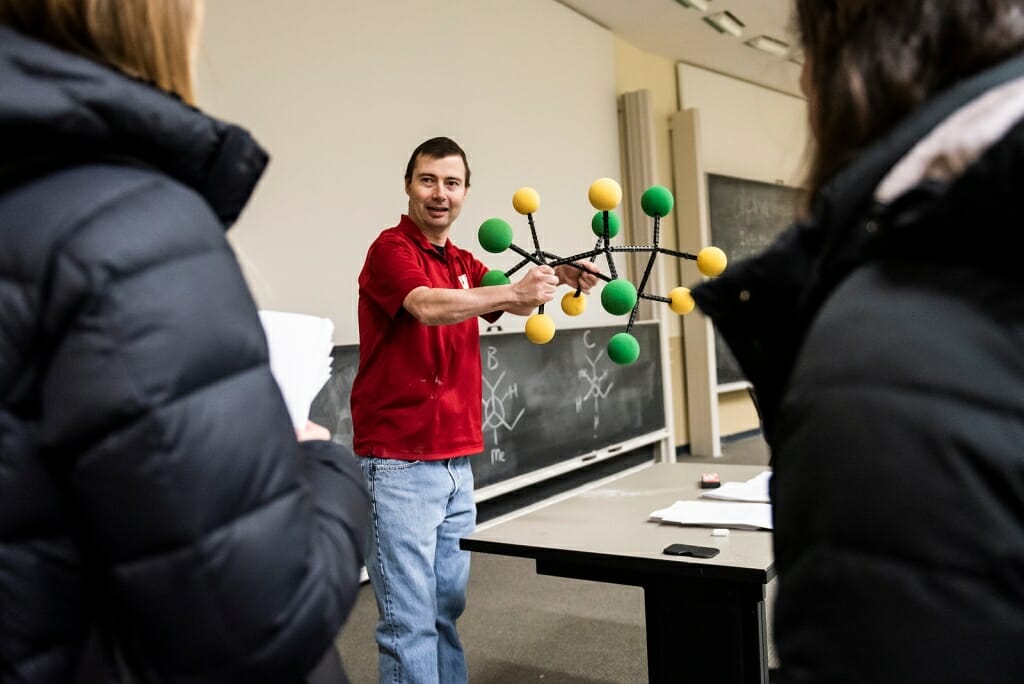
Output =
[{"x1": 463, "y1": 462, "x2": 774, "y2": 584}]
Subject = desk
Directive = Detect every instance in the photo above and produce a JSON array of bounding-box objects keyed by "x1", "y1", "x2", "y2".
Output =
[{"x1": 461, "y1": 462, "x2": 774, "y2": 684}]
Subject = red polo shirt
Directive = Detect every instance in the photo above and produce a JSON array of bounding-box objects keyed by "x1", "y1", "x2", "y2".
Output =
[{"x1": 351, "y1": 215, "x2": 499, "y2": 459}]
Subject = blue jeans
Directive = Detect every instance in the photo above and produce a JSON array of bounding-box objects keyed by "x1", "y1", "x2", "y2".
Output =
[{"x1": 359, "y1": 456, "x2": 476, "y2": 684}]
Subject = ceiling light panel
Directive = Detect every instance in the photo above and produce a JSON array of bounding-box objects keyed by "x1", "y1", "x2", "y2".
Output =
[
  {"x1": 675, "y1": 0, "x2": 709, "y2": 11},
  {"x1": 745, "y1": 35, "x2": 789, "y2": 58},
  {"x1": 703, "y1": 11, "x2": 744, "y2": 38}
]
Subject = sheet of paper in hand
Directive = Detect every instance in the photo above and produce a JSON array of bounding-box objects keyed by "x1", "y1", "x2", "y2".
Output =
[{"x1": 258, "y1": 310, "x2": 335, "y2": 430}]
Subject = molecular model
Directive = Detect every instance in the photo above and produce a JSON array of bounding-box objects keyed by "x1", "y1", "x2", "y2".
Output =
[{"x1": 477, "y1": 178, "x2": 727, "y2": 365}]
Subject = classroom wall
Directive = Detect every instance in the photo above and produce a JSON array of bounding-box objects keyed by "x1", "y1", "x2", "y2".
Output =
[
  {"x1": 677, "y1": 64, "x2": 808, "y2": 186},
  {"x1": 196, "y1": 0, "x2": 622, "y2": 345},
  {"x1": 676, "y1": 63, "x2": 808, "y2": 436}
]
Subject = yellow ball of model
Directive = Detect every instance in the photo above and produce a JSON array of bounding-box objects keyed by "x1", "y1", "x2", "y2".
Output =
[
  {"x1": 512, "y1": 187, "x2": 540, "y2": 215},
  {"x1": 560, "y1": 291, "x2": 586, "y2": 316},
  {"x1": 697, "y1": 246, "x2": 727, "y2": 277},
  {"x1": 668, "y1": 287, "x2": 695, "y2": 315},
  {"x1": 525, "y1": 312, "x2": 556, "y2": 344},
  {"x1": 588, "y1": 178, "x2": 622, "y2": 211}
]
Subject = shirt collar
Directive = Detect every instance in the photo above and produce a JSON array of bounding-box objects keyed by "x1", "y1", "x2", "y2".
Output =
[{"x1": 398, "y1": 214, "x2": 450, "y2": 253}]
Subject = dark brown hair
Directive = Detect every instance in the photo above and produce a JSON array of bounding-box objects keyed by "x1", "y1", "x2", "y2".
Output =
[
  {"x1": 0, "y1": 0, "x2": 202, "y2": 104},
  {"x1": 404, "y1": 137, "x2": 471, "y2": 188},
  {"x1": 795, "y1": 0, "x2": 1024, "y2": 199}
]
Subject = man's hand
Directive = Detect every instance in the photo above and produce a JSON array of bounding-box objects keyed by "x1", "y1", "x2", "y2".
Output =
[
  {"x1": 510, "y1": 265, "x2": 559, "y2": 308},
  {"x1": 555, "y1": 261, "x2": 600, "y2": 294}
]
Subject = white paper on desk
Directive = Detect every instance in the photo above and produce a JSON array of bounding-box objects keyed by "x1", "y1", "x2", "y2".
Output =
[
  {"x1": 259, "y1": 310, "x2": 334, "y2": 430},
  {"x1": 700, "y1": 471, "x2": 771, "y2": 503},
  {"x1": 650, "y1": 501, "x2": 773, "y2": 530}
]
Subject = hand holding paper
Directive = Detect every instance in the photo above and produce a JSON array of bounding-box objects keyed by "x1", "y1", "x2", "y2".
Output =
[
  {"x1": 295, "y1": 420, "x2": 331, "y2": 442},
  {"x1": 259, "y1": 310, "x2": 335, "y2": 431}
]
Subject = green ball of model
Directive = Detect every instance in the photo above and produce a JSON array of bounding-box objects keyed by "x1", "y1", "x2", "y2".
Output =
[
  {"x1": 600, "y1": 279, "x2": 637, "y2": 316},
  {"x1": 478, "y1": 218, "x2": 514, "y2": 253},
  {"x1": 590, "y1": 211, "x2": 621, "y2": 238},
  {"x1": 640, "y1": 185, "x2": 674, "y2": 217},
  {"x1": 607, "y1": 332, "x2": 640, "y2": 365},
  {"x1": 480, "y1": 269, "x2": 510, "y2": 287}
]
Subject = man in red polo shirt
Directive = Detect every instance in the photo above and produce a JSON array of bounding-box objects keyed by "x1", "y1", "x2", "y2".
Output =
[{"x1": 352, "y1": 137, "x2": 597, "y2": 683}]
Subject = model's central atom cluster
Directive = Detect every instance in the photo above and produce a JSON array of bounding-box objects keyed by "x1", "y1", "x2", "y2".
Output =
[{"x1": 477, "y1": 178, "x2": 727, "y2": 365}]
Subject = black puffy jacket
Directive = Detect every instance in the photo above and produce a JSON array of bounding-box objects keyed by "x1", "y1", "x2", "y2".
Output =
[
  {"x1": 694, "y1": 53, "x2": 1024, "y2": 682},
  {"x1": 0, "y1": 26, "x2": 368, "y2": 683}
]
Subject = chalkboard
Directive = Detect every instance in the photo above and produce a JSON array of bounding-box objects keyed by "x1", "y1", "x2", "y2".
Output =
[
  {"x1": 476, "y1": 321, "x2": 664, "y2": 490},
  {"x1": 707, "y1": 174, "x2": 804, "y2": 386},
  {"x1": 308, "y1": 345, "x2": 359, "y2": 448},
  {"x1": 309, "y1": 322, "x2": 665, "y2": 494}
]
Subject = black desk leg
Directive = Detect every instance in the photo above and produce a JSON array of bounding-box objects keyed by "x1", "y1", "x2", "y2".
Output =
[{"x1": 644, "y1": 579, "x2": 768, "y2": 684}]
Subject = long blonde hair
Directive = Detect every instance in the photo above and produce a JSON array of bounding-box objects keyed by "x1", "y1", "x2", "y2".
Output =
[{"x1": 0, "y1": 0, "x2": 202, "y2": 104}]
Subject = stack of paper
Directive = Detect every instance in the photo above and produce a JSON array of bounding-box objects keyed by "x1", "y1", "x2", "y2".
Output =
[
  {"x1": 259, "y1": 310, "x2": 335, "y2": 430},
  {"x1": 701, "y1": 471, "x2": 771, "y2": 503},
  {"x1": 649, "y1": 500, "x2": 773, "y2": 530}
]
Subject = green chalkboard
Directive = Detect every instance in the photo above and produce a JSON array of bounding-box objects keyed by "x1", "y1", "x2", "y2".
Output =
[
  {"x1": 475, "y1": 321, "x2": 664, "y2": 490},
  {"x1": 707, "y1": 173, "x2": 804, "y2": 386},
  {"x1": 310, "y1": 322, "x2": 665, "y2": 493}
]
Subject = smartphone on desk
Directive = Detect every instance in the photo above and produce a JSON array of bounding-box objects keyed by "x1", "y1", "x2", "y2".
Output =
[{"x1": 662, "y1": 543, "x2": 720, "y2": 559}]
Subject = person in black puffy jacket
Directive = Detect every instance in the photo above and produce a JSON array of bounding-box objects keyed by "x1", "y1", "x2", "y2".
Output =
[
  {"x1": 0, "y1": 1, "x2": 368, "y2": 682},
  {"x1": 692, "y1": 2, "x2": 1024, "y2": 682}
]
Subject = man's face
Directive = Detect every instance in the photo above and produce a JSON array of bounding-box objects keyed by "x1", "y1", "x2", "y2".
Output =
[{"x1": 406, "y1": 154, "x2": 468, "y2": 241}]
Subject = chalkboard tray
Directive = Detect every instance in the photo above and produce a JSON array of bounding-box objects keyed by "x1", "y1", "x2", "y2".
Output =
[{"x1": 309, "y1": 321, "x2": 666, "y2": 499}]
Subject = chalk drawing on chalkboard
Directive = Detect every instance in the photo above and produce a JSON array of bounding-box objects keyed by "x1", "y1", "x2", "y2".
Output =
[
  {"x1": 574, "y1": 329, "x2": 614, "y2": 436},
  {"x1": 481, "y1": 345, "x2": 526, "y2": 469},
  {"x1": 478, "y1": 180, "x2": 729, "y2": 366}
]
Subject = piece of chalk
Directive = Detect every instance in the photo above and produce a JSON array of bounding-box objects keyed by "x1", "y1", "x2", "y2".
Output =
[{"x1": 711, "y1": 528, "x2": 730, "y2": 537}]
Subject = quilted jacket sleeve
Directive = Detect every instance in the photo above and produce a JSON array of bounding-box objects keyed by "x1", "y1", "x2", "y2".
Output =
[
  {"x1": 690, "y1": 219, "x2": 823, "y2": 437},
  {"x1": 36, "y1": 167, "x2": 368, "y2": 683}
]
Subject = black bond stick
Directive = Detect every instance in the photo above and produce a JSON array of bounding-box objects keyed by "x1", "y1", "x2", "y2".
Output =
[
  {"x1": 626, "y1": 215, "x2": 662, "y2": 333},
  {"x1": 526, "y1": 214, "x2": 548, "y2": 313}
]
